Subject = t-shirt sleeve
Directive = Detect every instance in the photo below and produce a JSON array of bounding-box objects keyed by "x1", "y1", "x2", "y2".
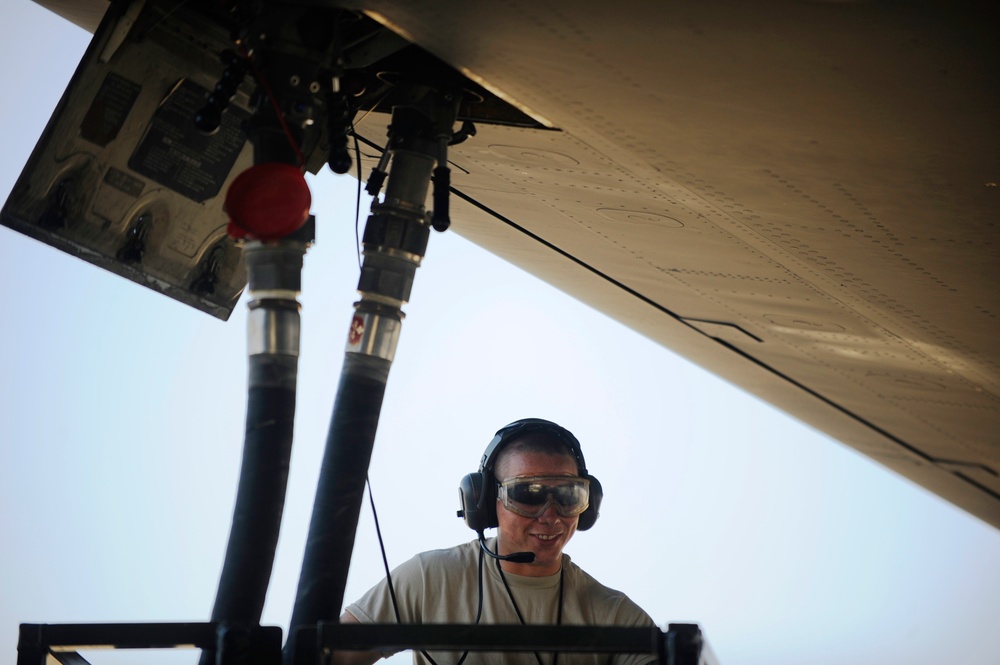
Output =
[
  {"x1": 345, "y1": 554, "x2": 426, "y2": 625},
  {"x1": 610, "y1": 597, "x2": 657, "y2": 665},
  {"x1": 343, "y1": 555, "x2": 431, "y2": 659},
  {"x1": 562, "y1": 562, "x2": 658, "y2": 665}
]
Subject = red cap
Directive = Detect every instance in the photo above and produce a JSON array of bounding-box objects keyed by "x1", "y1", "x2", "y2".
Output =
[{"x1": 224, "y1": 163, "x2": 311, "y2": 241}]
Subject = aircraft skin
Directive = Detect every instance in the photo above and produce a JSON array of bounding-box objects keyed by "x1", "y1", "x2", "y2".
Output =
[{"x1": 20, "y1": 0, "x2": 998, "y2": 530}]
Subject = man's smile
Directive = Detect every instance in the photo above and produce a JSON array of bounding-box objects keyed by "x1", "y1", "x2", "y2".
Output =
[{"x1": 532, "y1": 532, "x2": 562, "y2": 541}]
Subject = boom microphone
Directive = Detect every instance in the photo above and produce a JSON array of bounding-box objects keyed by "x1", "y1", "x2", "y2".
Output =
[{"x1": 478, "y1": 532, "x2": 535, "y2": 564}]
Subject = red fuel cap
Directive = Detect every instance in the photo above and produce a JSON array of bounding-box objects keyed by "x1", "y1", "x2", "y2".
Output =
[{"x1": 224, "y1": 163, "x2": 311, "y2": 241}]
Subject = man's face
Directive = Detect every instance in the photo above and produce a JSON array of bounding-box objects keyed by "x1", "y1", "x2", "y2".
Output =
[{"x1": 495, "y1": 448, "x2": 580, "y2": 576}]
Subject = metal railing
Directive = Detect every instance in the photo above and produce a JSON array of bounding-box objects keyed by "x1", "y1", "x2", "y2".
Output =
[{"x1": 18, "y1": 621, "x2": 718, "y2": 665}]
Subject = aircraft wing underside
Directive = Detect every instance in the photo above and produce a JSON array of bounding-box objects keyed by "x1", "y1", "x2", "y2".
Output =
[{"x1": 23, "y1": 0, "x2": 1000, "y2": 528}]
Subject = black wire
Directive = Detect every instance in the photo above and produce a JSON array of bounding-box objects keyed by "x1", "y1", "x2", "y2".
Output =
[
  {"x1": 366, "y1": 476, "x2": 442, "y2": 665},
  {"x1": 352, "y1": 129, "x2": 363, "y2": 273},
  {"x1": 496, "y1": 558, "x2": 564, "y2": 665},
  {"x1": 366, "y1": 475, "x2": 401, "y2": 623},
  {"x1": 475, "y1": 546, "x2": 486, "y2": 625},
  {"x1": 450, "y1": 547, "x2": 486, "y2": 665}
]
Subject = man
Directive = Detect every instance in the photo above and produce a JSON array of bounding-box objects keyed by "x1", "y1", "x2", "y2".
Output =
[{"x1": 336, "y1": 418, "x2": 655, "y2": 665}]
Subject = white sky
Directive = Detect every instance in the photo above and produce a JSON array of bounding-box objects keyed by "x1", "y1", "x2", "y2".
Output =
[{"x1": 2, "y1": 4, "x2": 999, "y2": 665}]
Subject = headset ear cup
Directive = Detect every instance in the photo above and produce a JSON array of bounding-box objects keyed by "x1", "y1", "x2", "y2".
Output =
[
  {"x1": 459, "y1": 472, "x2": 497, "y2": 532},
  {"x1": 578, "y1": 474, "x2": 602, "y2": 531}
]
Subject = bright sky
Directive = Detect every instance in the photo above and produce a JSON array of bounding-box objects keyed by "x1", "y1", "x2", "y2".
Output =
[{"x1": 2, "y1": 4, "x2": 999, "y2": 665}]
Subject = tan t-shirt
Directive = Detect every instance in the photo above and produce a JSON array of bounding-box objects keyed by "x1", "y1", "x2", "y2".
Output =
[{"x1": 346, "y1": 538, "x2": 656, "y2": 665}]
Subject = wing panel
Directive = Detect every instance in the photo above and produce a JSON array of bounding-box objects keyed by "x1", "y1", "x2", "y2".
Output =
[{"x1": 357, "y1": 0, "x2": 1000, "y2": 526}]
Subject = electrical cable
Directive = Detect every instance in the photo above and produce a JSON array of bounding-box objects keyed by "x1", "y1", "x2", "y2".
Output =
[
  {"x1": 496, "y1": 558, "x2": 565, "y2": 665},
  {"x1": 365, "y1": 477, "x2": 439, "y2": 665},
  {"x1": 366, "y1": 476, "x2": 401, "y2": 623},
  {"x1": 352, "y1": 129, "x2": 363, "y2": 273}
]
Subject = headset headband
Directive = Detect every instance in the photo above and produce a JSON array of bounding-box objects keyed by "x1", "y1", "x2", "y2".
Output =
[{"x1": 479, "y1": 418, "x2": 589, "y2": 479}]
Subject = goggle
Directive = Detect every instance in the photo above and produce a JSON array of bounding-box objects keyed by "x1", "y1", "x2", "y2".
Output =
[{"x1": 497, "y1": 475, "x2": 590, "y2": 518}]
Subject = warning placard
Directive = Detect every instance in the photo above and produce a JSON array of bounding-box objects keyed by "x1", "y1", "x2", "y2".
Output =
[{"x1": 128, "y1": 79, "x2": 248, "y2": 202}]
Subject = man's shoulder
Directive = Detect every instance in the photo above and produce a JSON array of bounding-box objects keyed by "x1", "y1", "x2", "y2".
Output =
[
  {"x1": 411, "y1": 538, "x2": 480, "y2": 570},
  {"x1": 563, "y1": 557, "x2": 655, "y2": 626},
  {"x1": 379, "y1": 539, "x2": 480, "y2": 591},
  {"x1": 564, "y1": 558, "x2": 625, "y2": 596}
]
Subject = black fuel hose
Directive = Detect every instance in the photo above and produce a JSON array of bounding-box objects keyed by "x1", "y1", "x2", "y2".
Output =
[
  {"x1": 285, "y1": 100, "x2": 456, "y2": 664},
  {"x1": 286, "y1": 352, "x2": 391, "y2": 655},
  {"x1": 201, "y1": 238, "x2": 308, "y2": 665},
  {"x1": 210, "y1": 353, "x2": 298, "y2": 623}
]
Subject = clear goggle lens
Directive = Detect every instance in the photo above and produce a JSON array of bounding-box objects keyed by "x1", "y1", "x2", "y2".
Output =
[{"x1": 498, "y1": 475, "x2": 590, "y2": 518}]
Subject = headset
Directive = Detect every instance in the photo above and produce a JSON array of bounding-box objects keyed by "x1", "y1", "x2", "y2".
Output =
[{"x1": 458, "y1": 418, "x2": 603, "y2": 533}]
